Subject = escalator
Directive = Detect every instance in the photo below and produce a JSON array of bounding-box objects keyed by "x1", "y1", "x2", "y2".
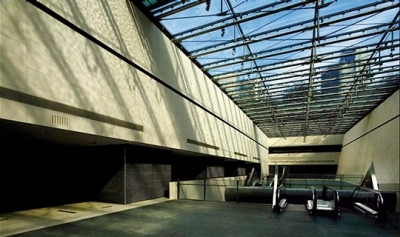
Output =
[
  {"x1": 272, "y1": 165, "x2": 287, "y2": 212},
  {"x1": 273, "y1": 184, "x2": 288, "y2": 213},
  {"x1": 225, "y1": 164, "x2": 397, "y2": 221},
  {"x1": 306, "y1": 185, "x2": 341, "y2": 217},
  {"x1": 351, "y1": 186, "x2": 396, "y2": 221}
]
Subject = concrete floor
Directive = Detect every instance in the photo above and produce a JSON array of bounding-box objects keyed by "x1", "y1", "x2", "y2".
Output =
[
  {"x1": 0, "y1": 198, "x2": 170, "y2": 237},
  {"x1": 1, "y1": 199, "x2": 399, "y2": 237}
]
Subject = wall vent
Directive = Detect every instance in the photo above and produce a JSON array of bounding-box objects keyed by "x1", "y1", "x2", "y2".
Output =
[{"x1": 51, "y1": 114, "x2": 69, "y2": 126}]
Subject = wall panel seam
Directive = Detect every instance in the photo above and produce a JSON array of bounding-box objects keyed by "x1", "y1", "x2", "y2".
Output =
[{"x1": 342, "y1": 114, "x2": 399, "y2": 148}]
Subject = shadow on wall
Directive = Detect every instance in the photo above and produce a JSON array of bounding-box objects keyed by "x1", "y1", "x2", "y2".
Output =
[
  {"x1": 124, "y1": 0, "x2": 199, "y2": 148},
  {"x1": 125, "y1": 0, "x2": 254, "y2": 157},
  {"x1": 0, "y1": 0, "x2": 262, "y2": 212},
  {"x1": 0, "y1": 0, "x2": 197, "y2": 149}
]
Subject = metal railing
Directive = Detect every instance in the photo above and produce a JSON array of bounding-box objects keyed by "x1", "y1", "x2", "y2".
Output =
[
  {"x1": 177, "y1": 178, "x2": 247, "y2": 202},
  {"x1": 351, "y1": 186, "x2": 386, "y2": 217},
  {"x1": 283, "y1": 174, "x2": 363, "y2": 190},
  {"x1": 176, "y1": 174, "x2": 364, "y2": 203}
]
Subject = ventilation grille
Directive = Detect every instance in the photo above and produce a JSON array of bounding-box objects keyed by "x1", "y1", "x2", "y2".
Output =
[{"x1": 51, "y1": 114, "x2": 69, "y2": 126}]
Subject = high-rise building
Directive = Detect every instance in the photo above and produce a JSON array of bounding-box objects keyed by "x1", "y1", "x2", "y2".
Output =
[
  {"x1": 320, "y1": 48, "x2": 367, "y2": 97},
  {"x1": 320, "y1": 65, "x2": 340, "y2": 95}
]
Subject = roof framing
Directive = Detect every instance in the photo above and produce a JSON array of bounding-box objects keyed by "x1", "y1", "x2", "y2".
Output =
[{"x1": 132, "y1": 0, "x2": 400, "y2": 138}]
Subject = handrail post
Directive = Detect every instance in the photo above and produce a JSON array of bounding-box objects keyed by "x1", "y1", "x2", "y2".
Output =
[
  {"x1": 177, "y1": 179, "x2": 180, "y2": 200},
  {"x1": 340, "y1": 174, "x2": 343, "y2": 190},
  {"x1": 236, "y1": 180, "x2": 239, "y2": 204},
  {"x1": 204, "y1": 179, "x2": 206, "y2": 201}
]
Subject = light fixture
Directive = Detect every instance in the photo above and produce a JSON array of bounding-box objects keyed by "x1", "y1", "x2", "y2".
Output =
[{"x1": 206, "y1": 0, "x2": 211, "y2": 11}]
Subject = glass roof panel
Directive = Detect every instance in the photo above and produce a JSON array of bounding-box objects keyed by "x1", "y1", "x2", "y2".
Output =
[{"x1": 133, "y1": 0, "x2": 400, "y2": 138}]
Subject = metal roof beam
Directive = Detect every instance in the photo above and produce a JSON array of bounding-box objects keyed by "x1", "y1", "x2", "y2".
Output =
[
  {"x1": 243, "y1": 96, "x2": 386, "y2": 114},
  {"x1": 188, "y1": 3, "x2": 399, "y2": 58},
  {"x1": 213, "y1": 48, "x2": 398, "y2": 81},
  {"x1": 204, "y1": 29, "x2": 398, "y2": 72},
  {"x1": 218, "y1": 53, "x2": 398, "y2": 89},
  {"x1": 234, "y1": 82, "x2": 399, "y2": 105},
  {"x1": 154, "y1": 0, "x2": 206, "y2": 20},
  {"x1": 225, "y1": 65, "x2": 399, "y2": 96},
  {"x1": 324, "y1": 10, "x2": 400, "y2": 136},
  {"x1": 172, "y1": 0, "x2": 315, "y2": 41},
  {"x1": 248, "y1": 104, "x2": 377, "y2": 118}
]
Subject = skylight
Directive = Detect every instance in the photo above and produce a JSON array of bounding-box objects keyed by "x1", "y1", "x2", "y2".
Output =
[{"x1": 133, "y1": 0, "x2": 400, "y2": 138}]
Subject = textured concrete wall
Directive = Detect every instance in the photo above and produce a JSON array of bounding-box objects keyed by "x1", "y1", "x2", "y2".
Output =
[
  {"x1": 92, "y1": 145, "x2": 173, "y2": 204},
  {"x1": 125, "y1": 162, "x2": 171, "y2": 203},
  {"x1": 97, "y1": 159, "x2": 126, "y2": 204},
  {"x1": 337, "y1": 90, "x2": 399, "y2": 211},
  {"x1": 337, "y1": 90, "x2": 399, "y2": 182},
  {"x1": 0, "y1": 0, "x2": 268, "y2": 164},
  {"x1": 125, "y1": 146, "x2": 172, "y2": 203}
]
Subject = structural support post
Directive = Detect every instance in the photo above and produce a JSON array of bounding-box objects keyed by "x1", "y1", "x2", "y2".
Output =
[
  {"x1": 304, "y1": 0, "x2": 321, "y2": 142},
  {"x1": 272, "y1": 165, "x2": 279, "y2": 210}
]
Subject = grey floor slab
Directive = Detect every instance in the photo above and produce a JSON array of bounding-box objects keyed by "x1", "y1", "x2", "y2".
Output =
[
  {"x1": 0, "y1": 198, "x2": 170, "y2": 237},
  {"x1": 6, "y1": 200, "x2": 400, "y2": 237}
]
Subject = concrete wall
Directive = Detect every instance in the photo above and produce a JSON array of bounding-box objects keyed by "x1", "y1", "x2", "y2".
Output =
[
  {"x1": 171, "y1": 176, "x2": 247, "y2": 201},
  {"x1": 268, "y1": 135, "x2": 343, "y2": 165},
  {"x1": 337, "y1": 90, "x2": 399, "y2": 211},
  {"x1": 0, "y1": 1, "x2": 268, "y2": 163},
  {"x1": 337, "y1": 90, "x2": 399, "y2": 183},
  {"x1": 98, "y1": 145, "x2": 172, "y2": 204}
]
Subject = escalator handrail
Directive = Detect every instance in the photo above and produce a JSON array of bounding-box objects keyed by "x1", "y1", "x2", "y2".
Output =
[
  {"x1": 322, "y1": 185, "x2": 340, "y2": 211},
  {"x1": 275, "y1": 184, "x2": 284, "y2": 205},
  {"x1": 310, "y1": 186, "x2": 317, "y2": 211},
  {"x1": 279, "y1": 167, "x2": 286, "y2": 186},
  {"x1": 352, "y1": 186, "x2": 385, "y2": 212}
]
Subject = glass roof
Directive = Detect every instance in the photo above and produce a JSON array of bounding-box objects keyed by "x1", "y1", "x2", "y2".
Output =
[{"x1": 133, "y1": 0, "x2": 400, "y2": 138}]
